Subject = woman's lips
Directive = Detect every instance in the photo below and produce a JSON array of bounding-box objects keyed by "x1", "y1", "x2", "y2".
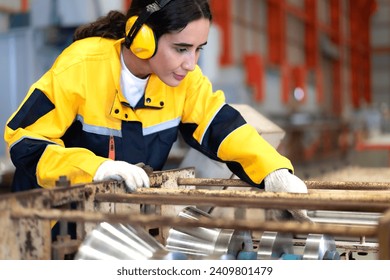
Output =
[{"x1": 173, "y1": 73, "x2": 186, "y2": 81}]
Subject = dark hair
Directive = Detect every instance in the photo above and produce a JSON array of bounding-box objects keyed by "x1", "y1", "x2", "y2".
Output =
[{"x1": 73, "y1": 0, "x2": 212, "y2": 42}]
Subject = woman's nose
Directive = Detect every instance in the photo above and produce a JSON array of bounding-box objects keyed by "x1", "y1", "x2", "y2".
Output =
[{"x1": 183, "y1": 53, "x2": 196, "y2": 71}]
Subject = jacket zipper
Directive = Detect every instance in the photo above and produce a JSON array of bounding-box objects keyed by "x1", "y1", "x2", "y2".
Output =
[{"x1": 109, "y1": 135, "x2": 115, "y2": 160}]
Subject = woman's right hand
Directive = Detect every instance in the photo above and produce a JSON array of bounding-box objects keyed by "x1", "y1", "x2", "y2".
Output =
[{"x1": 93, "y1": 160, "x2": 150, "y2": 192}]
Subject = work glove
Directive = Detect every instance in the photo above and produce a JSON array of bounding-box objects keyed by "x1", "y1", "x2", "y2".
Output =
[
  {"x1": 93, "y1": 160, "x2": 150, "y2": 192},
  {"x1": 264, "y1": 168, "x2": 313, "y2": 223}
]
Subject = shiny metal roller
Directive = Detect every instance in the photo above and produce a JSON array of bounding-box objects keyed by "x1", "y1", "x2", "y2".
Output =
[
  {"x1": 74, "y1": 222, "x2": 186, "y2": 260},
  {"x1": 166, "y1": 206, "x2": 253, "y2": 259},
  {"x1": 257, "y1": 231, "x2": 340, "y2": 260}
]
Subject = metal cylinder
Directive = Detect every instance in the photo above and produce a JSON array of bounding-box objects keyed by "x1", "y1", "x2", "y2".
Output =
[
  {"x1": 257, "y1": 231, "x2": 294, "y2": 260},
  {"x1": 257, "y1": 231, "x2": 340, "y2": 260},
  {"x1": 166, "y1": 206, "x2": 253, "y2": 259},
  {"x1": 75, "y1": 222, "x2": 185, "y2": 260},
  {"x1": 303, "y1": 234, "x2": 340, "y2": 260},
  {"x1": 308, "y1": 210, "x2": 380, "y2": 225}
]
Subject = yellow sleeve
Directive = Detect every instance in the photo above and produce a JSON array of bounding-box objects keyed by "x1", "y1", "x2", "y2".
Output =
[{"x1": 218, "y1": 124, "x2": 293, "y2": 184}]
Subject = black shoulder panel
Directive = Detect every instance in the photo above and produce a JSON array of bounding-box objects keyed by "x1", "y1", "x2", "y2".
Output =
[{"x1": 7, "y1": 88, "x2": 55, "y2": 130}]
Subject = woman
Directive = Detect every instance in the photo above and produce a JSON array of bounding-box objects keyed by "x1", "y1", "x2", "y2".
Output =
[{"x1": 4, "y1": 0, "x2": 309, "y2": 221}]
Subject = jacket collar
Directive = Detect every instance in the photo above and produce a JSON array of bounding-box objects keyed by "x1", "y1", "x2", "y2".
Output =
[{"x1": 114, "y1": 39, "x2": 167, "y2": 110}]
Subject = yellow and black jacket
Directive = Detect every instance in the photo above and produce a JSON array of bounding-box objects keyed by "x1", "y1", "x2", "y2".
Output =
[{"x1": 4, "y1": 37, "x2": 293, "y2": 192}]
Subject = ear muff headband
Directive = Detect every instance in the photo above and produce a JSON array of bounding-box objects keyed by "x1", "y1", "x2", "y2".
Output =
[{"x1": 125, "y1": 0, "x2": 172, "y2": 59}]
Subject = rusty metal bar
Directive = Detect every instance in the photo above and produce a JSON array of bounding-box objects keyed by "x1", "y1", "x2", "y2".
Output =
[
  {"x1": 378, "y1": 208, "x2": 390, "y2": 259},
  {"x1": 93, "y1": 189, "x2": 390, "y2": 212},
  {"x1": 177, "y1": 178, "x2": 252, "y2": 187},
  {"x1": 136, "y1": 187, "x2": 390, "y2": 200},
  {"x1": 10, "y1": 207, "x2": 377, "y2": 238},
  {"x1": 177, "y1": 177, "x2": 390, "y2": 190},
  {"x1": 305, "y1": 180, "x2": 390, "y2": 191}
]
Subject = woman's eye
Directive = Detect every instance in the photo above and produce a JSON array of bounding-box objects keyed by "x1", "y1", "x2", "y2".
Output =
[{"x1": 176, "y1": 47, "x2": 188, "y2": 53}]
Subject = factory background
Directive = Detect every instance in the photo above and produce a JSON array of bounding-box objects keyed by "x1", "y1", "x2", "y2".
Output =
[
  {"x1": 0, "y1": 0, "x2": 390, "y2": 177},
  {"x1": 1, "y1": 0, "x2": 390, "y2": 262}
]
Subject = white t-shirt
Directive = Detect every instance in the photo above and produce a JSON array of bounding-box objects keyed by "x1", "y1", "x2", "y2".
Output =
[{"x1": 120, "y1": 51, "x2": 148, "y2": 107}]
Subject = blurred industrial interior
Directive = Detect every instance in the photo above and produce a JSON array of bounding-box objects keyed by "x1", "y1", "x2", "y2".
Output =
[{"x1": 0, "y1": 0, "x2": 390, "y2": 261}]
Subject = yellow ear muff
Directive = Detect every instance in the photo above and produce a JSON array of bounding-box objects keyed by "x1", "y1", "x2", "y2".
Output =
[{"x1": 125, "y1": 16, "x2": 157, "y2": 59}]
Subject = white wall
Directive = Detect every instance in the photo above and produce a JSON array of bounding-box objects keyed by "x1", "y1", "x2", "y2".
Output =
[
  {"x1": 0, "y1": 28, "x2": 35, "y2": 156},
  {"x1": 30, "y1": 0, "x2": 125, "y2": 28}
]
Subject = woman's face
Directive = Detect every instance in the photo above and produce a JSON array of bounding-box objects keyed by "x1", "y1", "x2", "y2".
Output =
[{"x1": 149, "y1": 18, "x2": 210, "y2": 87}]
